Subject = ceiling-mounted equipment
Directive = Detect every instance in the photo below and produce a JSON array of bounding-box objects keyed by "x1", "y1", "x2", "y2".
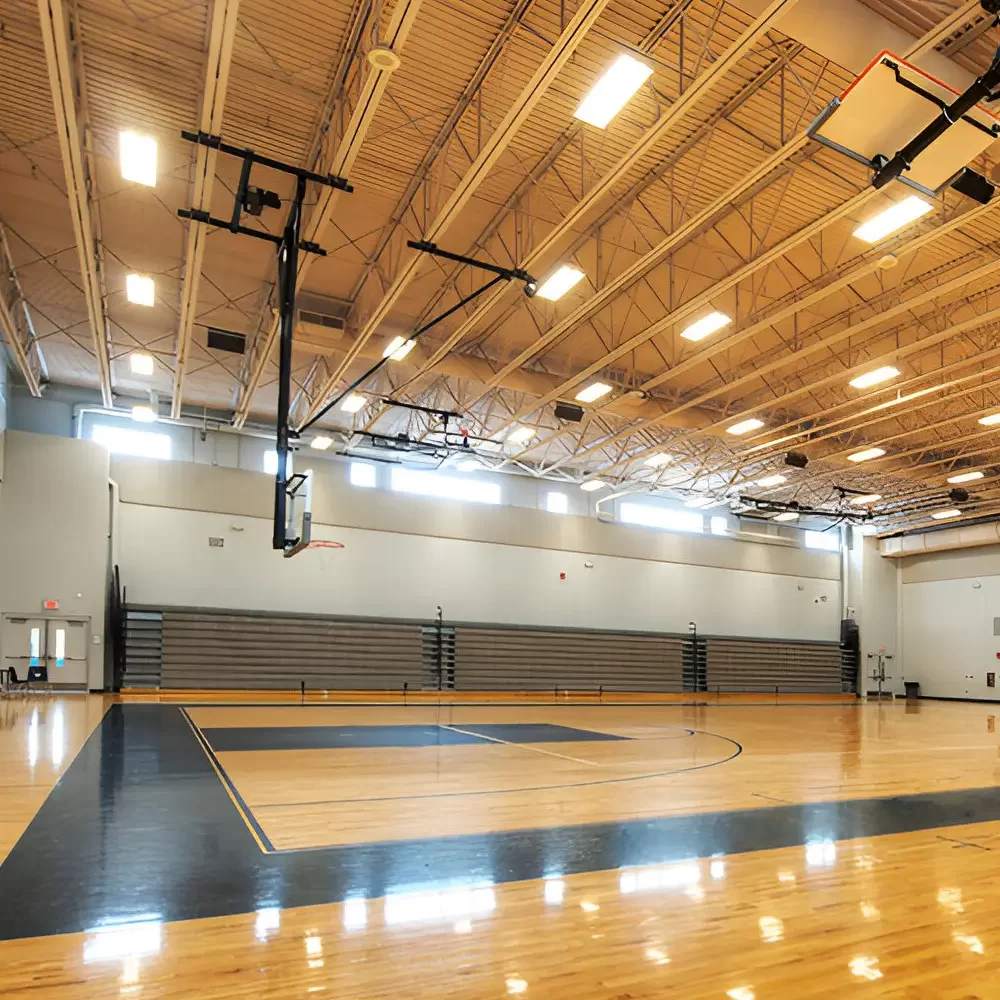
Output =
[
  {"x1": 785, "y1": 451, "x2": 809, "y2": 469},
  {"x1": 949, "y1": 487, "x2": 971, "y2": 504},
  {"x1": 554, "y1": 401, "x2": 585, "y2": 423},
  {"x1": 206, "y1": 327, "x2": 246, "y2": 354}
]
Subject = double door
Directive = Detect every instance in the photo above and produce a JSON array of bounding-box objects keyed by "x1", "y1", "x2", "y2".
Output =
[{"x1": 2, "y1": 615, "x2": 89, "y2": 686}]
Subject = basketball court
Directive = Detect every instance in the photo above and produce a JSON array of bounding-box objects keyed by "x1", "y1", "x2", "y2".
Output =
[{"x1": 7, "y1": 0, "x2": 1000, "y2": 996}]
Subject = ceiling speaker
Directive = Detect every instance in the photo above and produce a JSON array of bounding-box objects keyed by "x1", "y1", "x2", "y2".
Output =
[
  {"x1": 784, "y1": 451, "x2": 809, "y2": 469},
  {"x1": 949, "y1": 487, "x2": 970, "y2": 503},
  {"x1": 554, "y1": 401, "x2": 585, "y2": 422}
]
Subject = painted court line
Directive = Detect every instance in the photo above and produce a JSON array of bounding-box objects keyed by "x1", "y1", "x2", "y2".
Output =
[{"x1": 439, "y1": 723, "x2": 603, "y2": 767}]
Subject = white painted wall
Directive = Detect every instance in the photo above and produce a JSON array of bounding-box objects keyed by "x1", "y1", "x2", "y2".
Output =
[{"x1": 118, "y1": 503, "x2": 841, "y2": 638}]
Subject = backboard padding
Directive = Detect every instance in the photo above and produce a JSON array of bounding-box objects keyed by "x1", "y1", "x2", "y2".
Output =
[{"x1": 811, "y1": 51, "x2": 1000, "y2": 194}]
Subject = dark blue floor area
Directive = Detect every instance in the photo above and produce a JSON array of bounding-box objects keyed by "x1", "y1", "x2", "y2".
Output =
[
  {"x1": 2, "y1": 704, "x2": 1000, "y2": 940},
  {"x1": 201, "y1": 722, "x2": 628, "y2": 752}
]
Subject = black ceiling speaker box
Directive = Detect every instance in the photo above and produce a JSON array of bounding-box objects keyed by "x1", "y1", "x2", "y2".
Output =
[
  {"x1": 785, "y1": 451, "x2": 809, "y2": 469},
  {"x1": 949, "y1": 487, "x2": 970, "y2": 503},
  {"x1": 951, "y1": 167, "x2": 995, "y2": 206},
  {"x1": 207, "y1": 327, "x2": 247, "y2": 354},
  {"x1": 554, "y1": 401, "x2": 585, "y2": 422}
]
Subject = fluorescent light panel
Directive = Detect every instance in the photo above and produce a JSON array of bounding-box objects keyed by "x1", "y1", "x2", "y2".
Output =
[
  {"x1": 850, "y1": 494, "x2": 882, "y2": 505},
  {"x1": 508, "y1": 426, "x2": 537, "y2": 445},
  {"x1": 340, "y1": 394, "x2": 367, "y2": 414},
  {"x1": 772, "y1": 511, "x2": 799, "y2": 522},
  {"x1": 853, "y1": 196, "x2": 932, "y2": 243},
  {"x1": 680, "y1": 311, "x2": 731, "y2": 342},
  {"x1": 580, "y1": 480, "x2": 606, "y2": 492},
  {"x1": 383, "y1": 336, "x2": 415, "y2": 361},
  {"x1": 131, "y1": 404, "x2": 157, "y2": 423},
  {"x1": 575, "y1": 382, "x2": 612, "y2": 404},
  {"x1": 756, "y1": 474, "x2": 786, "y2": 488},
  {"x1": 644, "y1": 452, "x2": 673, "y2": 468},
  {"x1": 535, "y1": 265, "x2": 585, "y2": 301},
  {"x1": 685, "y1": 496, "x2": 718, "y2": 508},
  {"x1": 849, "y1": 366, "x2": 900, "y2": 389},
  {"x1": 727, "y1": 418, "x2": 764, "y2": 436},
  {"x1": 848, "y1": 447, "x2": 886, "y2": 463},
  {"x1": 931, "y1": 509, "x2": 962, "y2": 520},
  {"x1": 457, "y1": 459, "x2": 482, "y2": 472},
  {"x1": 129, "y1": 352, "x2": 154, "y2": 375},
  {"x1": 948, "y1": 471, "x2": 984, "y2": 484},
  {"x1": 978, "y1": 413, "x2": 1000, "y2": 426},
  {"x1": 574, "y1": 54, "x2": 653, "y2": 129},
  {"x1": 311, "y1": 436, "x2": 333, "y2": 451},
  {"x1": 125, "y1": 273, "x2": 155, "y2": 307},
  {"x1": 119, "y1": 130, "x2": 157, "y2": 186}
]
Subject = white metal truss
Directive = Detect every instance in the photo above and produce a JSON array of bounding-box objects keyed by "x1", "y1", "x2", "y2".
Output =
[{"x1": 0, "y1": 223, "x2": 44, "y2": 396}]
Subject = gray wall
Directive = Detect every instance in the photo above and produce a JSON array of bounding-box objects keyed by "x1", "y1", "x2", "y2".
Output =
[
  {"x1": 112, "y1": 457, "x2": 842, "y2": 640},
  {"x1": 0, "y1": 358, "x2": 7, "y2": 484},
  {"x1": 0, "y1": 431, "x2": 110, "y2": 687}
]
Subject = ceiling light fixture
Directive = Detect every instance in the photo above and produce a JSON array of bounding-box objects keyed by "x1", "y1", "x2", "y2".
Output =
[
  {"x1": 850, "y1": 494, "x2": 882, "y2": 505},
  {"x1": 575, "y1": 382, "x2": 612, "y2": 403},
  {"x1": 340, "y1": 394, "x2": 367, "y2": 414},
  {"x1": 119, "y1": 130, "x2": 157, "y2": 186},
  {"x1": 644, "y1": 453, "x2": 673, "y2": 467},
  {"x1": 685, "y1": 496, "x2": 718, "y2": 508},
  {"x1": 508, "y1": 426, "x2": 537, "y2": 445},
  {"x1": 131, "y1": 404, "x2": 157, "y2": 423},
  {"x1": 727, "y1": 418, "x2": 764, "y2": 436},
  {"x1": 931, "y1": 509, "x2": 962, "y2": 520},
  {"x1": 129, "y1": 352, "x2": 154, "y2": 376},
  {"x1": 756, "y1": 474, "x2": 787, "y2": 488},
  {"x1": 978, "y1": 413, "x2": 1000, "y2": 426},
  {"x1": 311, "y1": 436, "x2": 333, "y2": 451},
  {"x1": 680, "y1": 311, "x2": 731, "y2": 342},
  {"x1": 848, "y1": 447, "x2": 886, "y2": 463},
  {"x1": 948, "y1": 471, "x2": 984, "y2": 484},
  {"x1": 382, "y1": 335, "x2": 416, "y2": 361},
  {"x1": 457, "y1": 459, "x2": 482, "y2": 472},
  {"x1": 772, "y1": 511, "x2": 799, "y2": 522},
  {"x1": 125, "y1": 273, "x2": 155, "y2": 307},
  {"x1": 580, "y1": 480, "x2": 606, "y2": 492},
  {"x1": 849, "y1": 366, "x2": 901, "y2": 389},
  {"x1": 574, "y1": 53, "x2": 654, "y2": 129},
  {"x1": 535, "y1": 265, "x2": 585, "y2": 301},
  {"x1": 853, "y1": 196, "x2": 932, "y2": 243}
]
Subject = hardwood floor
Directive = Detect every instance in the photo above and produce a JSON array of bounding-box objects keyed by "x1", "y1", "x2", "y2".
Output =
[{"x1": 3, "y1": 694, "x2": 1000, "y2": 997}]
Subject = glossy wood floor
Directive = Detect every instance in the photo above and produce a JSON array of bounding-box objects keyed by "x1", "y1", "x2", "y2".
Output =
[{"x1": 4, "y1": 694, "x2": 1000, "y2": 997}]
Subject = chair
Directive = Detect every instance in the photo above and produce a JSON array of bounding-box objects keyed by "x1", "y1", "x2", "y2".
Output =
[{"x1": 3, "y1": 667, "x2": 31, "y2": 695}]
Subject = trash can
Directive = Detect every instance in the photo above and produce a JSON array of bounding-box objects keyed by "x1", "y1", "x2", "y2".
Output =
[{"x1": 904, "y1": 681, "x2": 920, "y2": 700}]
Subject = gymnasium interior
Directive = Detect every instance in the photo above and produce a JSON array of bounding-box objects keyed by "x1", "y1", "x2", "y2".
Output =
[{"x1": 7, "y1": 0, "x2": 1000, "y2": 995}]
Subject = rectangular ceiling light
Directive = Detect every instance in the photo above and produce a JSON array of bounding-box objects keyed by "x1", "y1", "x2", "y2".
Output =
[
  {"x1": 756, "y1": 474, "x2": 787, "y2": 488},
  {"x1": 680, "y1": 311, "x2": 731, "y2": 343},
  {"x1": 129, "y1": 352, "x2": 154, "y2": 376},
  {"x1": 131, "y1": 404, "x2": 157, "y2": 423},
  {"x1": 119, "y1": 130, "x2": 157, "y2": 187},
  {"x1": 125, "y1": 273, "x2": 155, "y2": 307},
  {"x1": 574, "y1": 53, "x2": 654, "y2": 129},
  {"x1": 340, "y1": 394, "x2": 367, "y2": 414},
  {"x1": 850, "y1": 494, "x2": 882, "y2": 505},
  {"x1": 726, "y1": 418, "x2": 764, "y2": 436},
  {"x1": 978, "y1": 413, "x2": 1000, "y2": 426},
  {"x1": 848, "y1": 447, "x2": 886, "y2": 462},
  {"x1": 382, "y1": 336, "x2": 416, "y2": 361},
  {"x1": 772, "y1": 511, "x2": 799, "y2": 522},
  {"x1": 311, "y1": 436, "x2": 333, "y2": 451},
  {"x1": 575, "y1": 382, "x2": 612, "y2": 404},
  {"x1": 685, "y1": 496, "x2": 718, "y2": 508},
  {"x1": 853, "y1": 196, "x2": 932, "y2": 243},
  {"x1": 535, "y1": 265, "x2": 585, "y2": 301},
  {"x1": 645, "y1": 452, "x2": 673, "y2": 467},
  {"x1": 931, "y1": 508, "x2": 962, "y2": 520},
  {"x1": 948, "y1": 471, "x2": 984, "y2": 484},
  {"x1": 508, "y1": 426, "x2": 537, "y2": 445},
  {"x1": 849, "y1": 366, "x2": 901, "y2": 389},
  {"x1": 580, "y1": 480, "x2": 606, "y2": 492}
]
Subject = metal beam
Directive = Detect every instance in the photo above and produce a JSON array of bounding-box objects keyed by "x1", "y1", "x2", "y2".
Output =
[
  {"x1": 37, "y1": 0, "x2": 113, "y2": 405},
  {"x1": 170, "y1": 0, "x2": 241, "y2": 418},
  {"x1": 298, "y1": 0, "x2": 615, "y2": 429},
  {"x1": 233, "y1": 0, "x2": 424, "y2": 428},
  {"x1": 0, "y1": 224, "x2": 44, "y2": 396}
]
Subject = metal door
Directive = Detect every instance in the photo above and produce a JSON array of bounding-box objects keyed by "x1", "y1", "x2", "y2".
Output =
[
  {"x1": 1, "y1": 615, "x2": 89, "y2": 686},
  {"x1": 2, "y1": 616, "x2": 47, "y2": 677}
]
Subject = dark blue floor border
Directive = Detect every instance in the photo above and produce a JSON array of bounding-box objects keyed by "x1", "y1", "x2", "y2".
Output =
[{"x1": 1, "y1": 704, "x2": 999, "y2": 941}]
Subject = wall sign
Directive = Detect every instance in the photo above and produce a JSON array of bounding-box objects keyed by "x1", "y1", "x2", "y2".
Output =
[{"x1": 208, "y1": 537, "x2": 225, "y2": 548}]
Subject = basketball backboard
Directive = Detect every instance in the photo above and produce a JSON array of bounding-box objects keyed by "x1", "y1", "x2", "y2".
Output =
[
  {"x1": 283, "y1": 468, "x2": 313, "y2": 557},
  {"x1": 808, "y1": 51, "x2": 1000, "y2": 197}
]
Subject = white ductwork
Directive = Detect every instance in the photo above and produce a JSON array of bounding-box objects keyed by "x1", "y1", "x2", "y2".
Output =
[{"x1": 880, "y1": 521, "x2": 1000, "y2": 557}]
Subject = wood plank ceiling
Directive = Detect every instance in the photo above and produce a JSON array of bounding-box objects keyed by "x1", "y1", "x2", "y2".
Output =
[{"x1": 3, "y1": 0, "x2": 1000, "y2": 532}]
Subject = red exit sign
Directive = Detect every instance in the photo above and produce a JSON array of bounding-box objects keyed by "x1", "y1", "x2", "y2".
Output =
[{"x1": 42, "y1": 600, "x2": 59, "y2": 611}]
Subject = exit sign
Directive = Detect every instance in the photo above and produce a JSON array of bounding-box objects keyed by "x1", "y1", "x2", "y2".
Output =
[{"x1": 42, "y1": 600, "x2": 59, "y2": 611}]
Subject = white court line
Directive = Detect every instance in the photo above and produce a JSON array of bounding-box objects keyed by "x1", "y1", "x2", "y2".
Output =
[{"x1": 440, "y1": 724, "x2": 604, "y2": 768}]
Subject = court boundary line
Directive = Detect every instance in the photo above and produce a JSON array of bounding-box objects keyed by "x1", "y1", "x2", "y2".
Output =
[
  {"x1": 180, "y1": 707, "x2": 275, "y2": 854},
  {"x1": 439, "y1": 723, "x2": 603, "y2": 767}
]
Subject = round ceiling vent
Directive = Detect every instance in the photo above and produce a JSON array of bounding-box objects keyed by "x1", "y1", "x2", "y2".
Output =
[
  {"x1": 368, "y1": 46, "x2": 401, "y2": 72},
  {"x1": 876, "y1": 253, "x2": 898, "y2": 271}
]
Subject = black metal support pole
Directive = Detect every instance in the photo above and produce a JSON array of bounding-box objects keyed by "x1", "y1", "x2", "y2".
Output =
[
  {"x1": 873, "y1": 57, "x2": 1000, "y2": 189},
  {"x1": 273, "y1": 175, "x2": 307, "y2": 550}
]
